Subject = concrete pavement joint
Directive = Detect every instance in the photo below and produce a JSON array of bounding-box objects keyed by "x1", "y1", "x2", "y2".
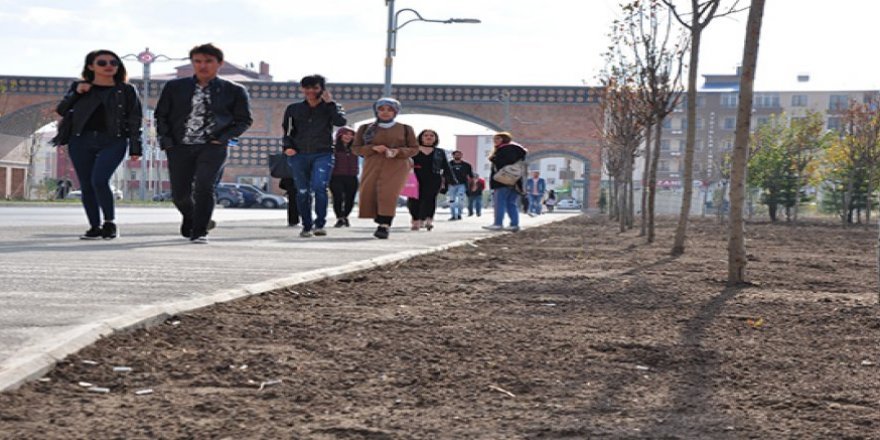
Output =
[{"x1": 0, "y1": 214, "x2": 576, "y2": 392}]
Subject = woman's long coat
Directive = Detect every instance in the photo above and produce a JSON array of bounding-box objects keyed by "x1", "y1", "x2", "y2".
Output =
[{"x1": 353, "y1": 123, "x2": 419, "y2": 218}]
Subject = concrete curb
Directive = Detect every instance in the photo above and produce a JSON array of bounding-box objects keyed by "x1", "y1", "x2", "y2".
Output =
[{"x1": 0, "y1": 215, "x2": 571, "y2": 392}]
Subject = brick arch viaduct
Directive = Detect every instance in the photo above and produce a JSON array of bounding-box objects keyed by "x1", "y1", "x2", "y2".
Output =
[{"x1": 0, "y1": 76, "x2": 602, "y2": 207}]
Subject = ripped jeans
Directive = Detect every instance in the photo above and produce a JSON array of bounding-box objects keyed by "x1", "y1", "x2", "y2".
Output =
[{"x1": 287, "y1": 151, "x2": 334, "y2": 230}]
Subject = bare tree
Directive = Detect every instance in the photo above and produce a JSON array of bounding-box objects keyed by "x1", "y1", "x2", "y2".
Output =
[
  {"x1": 618, "y1": 0, "x2": 687, "y2": 243},
  {"x1": 727, "y1": 0, "x2": 765, "y2": 286},
  {"x1": 599, "y1": 78, "x2": 646, "y2": 232},
  {"x1": 661, "y1": 0, "x2": 746, "y2": 255}
]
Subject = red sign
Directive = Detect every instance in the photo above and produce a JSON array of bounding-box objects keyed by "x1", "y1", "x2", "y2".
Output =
[{"x1": 137, "y1": 50, "x2": 156, "y2": 64}]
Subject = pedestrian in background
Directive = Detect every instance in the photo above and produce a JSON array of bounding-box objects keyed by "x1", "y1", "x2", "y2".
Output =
[
  {"x1": 446, "y1": 150, "x2": 473, "y2": 221},
  {"x1": 467, "y1": 173, "x2": 486, "y2": 217},
  {"x1": 545, "y1": 189, "x2": 557, "y2": 212},
  {"x1": 281, "y1": 74, "x2": 347, "y2": 238},
  {"x1": 525, "y1": 170, "x2": 546, "y2": 216},
  {"x1": 329, "y1": 126, "x2": 359, "y2": 228},
  {"x1": 279, "y1": 177, "x2": 299, "y2": 227},
  {"x1": 55, "y1": 49, "x2": 142, "y2": 240},
  {"x1": 353, "y1": 98, "x2": 419, "y2": 239},
  {"x1": 483, "y1": 132, "x2": 527, "y2": 232},
  {"x1": 406, "y1": 129, "x2": 453, "y2": 231},
  {"x1": 155, "y1": 43, "x2": 253, "y2": 244}
]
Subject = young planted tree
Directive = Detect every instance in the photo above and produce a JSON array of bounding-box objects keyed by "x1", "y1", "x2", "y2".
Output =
[
  {"x1": 615, "y1": 0, "x2": 687, "y2": 243},
  {"x1": 599, "y1": 78, "x2": 646, "y2": 232},
  {"x1": 821, "y1": 100, "x2": 880, "y2": 225},
  {"x1": 787, "y1": 111, "x2": 832, "y2": 222},
  {"x1": 661, "y1": 0, "x2": 746, "y2": 255},
  {"x1": 727, "y1": 0, "x2": 765, "y2": 285}
]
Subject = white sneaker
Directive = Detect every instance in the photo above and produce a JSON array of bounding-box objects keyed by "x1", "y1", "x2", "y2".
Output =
[
  {"x1": 504, "y1": 226, "x2": 521, "y2": 232},
  {"x1": 482, "y1": 225, "x2": 503, "y2": 231}
]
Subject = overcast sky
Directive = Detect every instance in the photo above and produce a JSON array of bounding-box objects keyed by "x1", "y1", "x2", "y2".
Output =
[
  {"x1": 2, "y1": 0, "x2": 878, "y2": 137},
  {"x1": 1, "y1": 0, "x2": 877, "y2": 90}
]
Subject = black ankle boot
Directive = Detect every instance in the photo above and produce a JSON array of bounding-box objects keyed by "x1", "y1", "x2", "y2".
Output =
[
  {"x1": 101, "y1": 221, "x2": 118, "y2": 239},
  {"x1": 373, "y1": 225, "x2": 389, "y2": 239}
]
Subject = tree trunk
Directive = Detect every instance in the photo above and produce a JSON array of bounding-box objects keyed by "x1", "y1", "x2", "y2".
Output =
[
  {"x1": 640, "y1": 124, "x2": 653, "y2": 236},
  {"x1": 728, "y1": 0, "x2": 766, "y2": 286},
  {"x1": 610, "y1": 177, "x2": 618, "y2": 221},
  {"x1": 619, "y1": 178, "x2": 627, "y2": 233},
  {"x1": 626, "y1": 158, "x2": 636, "y2": 230},
  {"x1": 648, "y1": 122, "x2": 663, "y2": 243},
  {"x1": 671, "y1": 25, "x2": 703, "y2": 256},
  {"x1": 867, "y1": 177, "x2": 873, "y2": 224}
]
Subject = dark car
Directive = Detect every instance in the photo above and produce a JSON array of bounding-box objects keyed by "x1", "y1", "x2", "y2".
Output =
[
  {"x1": 217, "y1": 182, "x2": 287, "y2": 209},
  {"x1": 152, "y1": 191, "x2": 173, "y2": 202},
  {"x1": 215, "y1": 185, "x2": 245, "y2": 208}
]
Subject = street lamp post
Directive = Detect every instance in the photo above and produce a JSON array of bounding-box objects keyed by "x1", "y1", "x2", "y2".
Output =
[
  {"x1": 384, "y1": 0, "x2": 480, "y2": 97},
  {"x1": 123, "y1": 48, "x2": 183, "y2": 200}
]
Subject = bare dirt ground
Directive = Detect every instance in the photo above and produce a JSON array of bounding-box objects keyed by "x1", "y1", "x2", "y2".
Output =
[{"x1": 1, "y1": 215, "x2": 878, "y2": 440}]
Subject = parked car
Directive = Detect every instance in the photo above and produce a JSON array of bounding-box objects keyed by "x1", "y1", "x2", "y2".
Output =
[
  {"x1": 215, "y1": 185, "x2": 245, "y2": 208},
  {"x1": 217, "y1": 183, "x2": 287, "y2": 209},
  {"x1": 152, "y1": 191, "x2": 173, "y2": 202},
  {"x1": 555, "y1": 198, "x2": 582, "y2": 210},
  {"x1": 67, "y1": 186, "x2": 124, "y2": 200}
]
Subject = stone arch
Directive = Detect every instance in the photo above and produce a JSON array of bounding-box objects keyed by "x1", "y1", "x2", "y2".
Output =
[
  {"x1": 525, "y1": 148, "x2": 592, "y2": 211},
  {"x1": 343, "y1": 104, "x2": 504, "y2": 132},
  {"x1": 0, "y1": 100, "x2": 57, "y2": 137}
]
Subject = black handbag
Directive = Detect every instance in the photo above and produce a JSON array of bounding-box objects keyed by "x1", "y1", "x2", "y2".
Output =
[
  {"x1": 51, "y1": 109, "x2": 73, "y2": 147},
  {"x1": 268, "y1": 153, "x2": 292, "y2": 179}
]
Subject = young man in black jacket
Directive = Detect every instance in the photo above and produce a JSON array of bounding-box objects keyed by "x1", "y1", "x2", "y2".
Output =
[
  {"x1": 281, "y1": 74, "x2": 347, "y2": 237},
  {"x1": 155, "y1": 43, "x2": 253, "y2": 243}
]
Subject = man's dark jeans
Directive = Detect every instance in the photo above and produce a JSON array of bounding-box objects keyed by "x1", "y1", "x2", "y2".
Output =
[{"x1": 166, "y1": 143, "x2": 227, "y2": 237}]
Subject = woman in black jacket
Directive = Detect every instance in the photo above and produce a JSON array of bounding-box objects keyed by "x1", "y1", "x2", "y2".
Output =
[
  {"x1": 55, "y1": 50, "x2": 142, "y2": 240},
  {"x1": 407, "y1": 129, "x2": 453, "y2": 231},
  {"x1": 483, "y1": 132, "x2": 527, "y2": 232}
]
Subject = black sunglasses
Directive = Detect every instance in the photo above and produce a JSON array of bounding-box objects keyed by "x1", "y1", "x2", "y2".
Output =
[{"x1": 95, "y1": 59, "x2": 119, "y2": 67}]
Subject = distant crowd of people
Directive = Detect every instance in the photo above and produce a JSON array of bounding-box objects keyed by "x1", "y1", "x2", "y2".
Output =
[{"x1": 53, "y1": 43, "x2": 556, "y2": 243}]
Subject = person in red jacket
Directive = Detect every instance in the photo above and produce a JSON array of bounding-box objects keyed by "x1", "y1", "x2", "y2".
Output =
[
  {"x1": 467, "y1": 173, "x2": 486, "y2": 217},
  {"x1": 329, "y1": 126, "x2": 359, "y2": 227}
]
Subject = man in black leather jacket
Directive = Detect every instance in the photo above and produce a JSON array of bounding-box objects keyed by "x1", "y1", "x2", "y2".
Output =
[{"x1": 155, "y1": 43, "x2": 253, "y2": 243}]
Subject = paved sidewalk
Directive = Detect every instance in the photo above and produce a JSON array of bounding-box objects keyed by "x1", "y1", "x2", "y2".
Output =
[{"x1": 0, "y1": 207, "x2": 578, "y2": 391}]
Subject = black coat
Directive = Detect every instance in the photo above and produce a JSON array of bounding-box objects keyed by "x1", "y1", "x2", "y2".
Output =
[
  {"x1": 56, "y1": 81, "x2": 143, "y2": 155},
  {"x1": 281, "y1": 100, "x2": 347, "y2": 154},
  {"x1": 154, "y1": 76, "x2": 253, "y2": 148},
  {"x1": 489, "y1": 143, "x2": 527, "y2": 190}
]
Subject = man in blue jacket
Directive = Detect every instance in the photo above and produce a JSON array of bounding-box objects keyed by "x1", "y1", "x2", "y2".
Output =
[
  {"x1": 281, "y1": 74, "x2": 347, "y2": 237},
  {"x1": 524, "y1": 170, "x2": 546, "y2": 216},
  {"x1": 155, "y1": 43, "x2": 253, "y2": 243}
]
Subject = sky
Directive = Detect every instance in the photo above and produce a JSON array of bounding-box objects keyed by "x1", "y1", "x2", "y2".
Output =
[{"x1": 2, "y1": 0, "x2": 879, "y2": 135}]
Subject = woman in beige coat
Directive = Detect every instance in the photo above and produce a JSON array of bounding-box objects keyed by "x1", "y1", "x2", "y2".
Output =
[{"x1": 353, "y1": 98, "x2": 419, "y2": 238}]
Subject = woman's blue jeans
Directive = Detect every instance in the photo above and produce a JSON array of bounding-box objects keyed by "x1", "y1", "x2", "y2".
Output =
[{"x1": 492, "y1": 187, "x2": 520, "y2": 227}]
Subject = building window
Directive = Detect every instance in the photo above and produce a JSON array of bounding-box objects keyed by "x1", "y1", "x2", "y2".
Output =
[
  {"x1": 827, "y1": 117, "x2": 841, "y2": 131},
  {"x1": 721, "y1": 93, "x2": 738, "y2": 108},
  {"x1": 677, "y1": 140, "x2": 686, "y2": 152},
  {"x1": 659, "y1": 160, "x2": 670, "y2": 171},
  {"x1": 547, "y1": 178, "x2": 556, "y2": 185},
  {"x1": 829, "y1": 95, "x2": 850, "y2": 111},
  {"x1": 723, "y1": 117, "x2": 736, "y2": 130},
  {"x1": 791, "y1": 94, "x2": 808, "y2": 107},
  {"x1": 756, "y1": 116, "x2": 770, "y2": 127},
  {"x1": 662, "y1": 118, "x2": 672, "y2": 129},
  {"x1": 546, "y1": 164, "x2": 557, "y2": 172},
  {"x1": 754, "y1": 94, "x2": 780, "y2": 108},
  {"x1": 680, "y1": 118, "x2": 700, "y2": 130},
  {"x1": 661, "y1": 140, "x2": 671, "y2": 151}
]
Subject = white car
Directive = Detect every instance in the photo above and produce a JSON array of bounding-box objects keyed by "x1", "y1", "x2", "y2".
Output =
[
  {"x1": 67, "y1": 186, "x2": 124, "y2": 200},
  {"x1": 555, "y1": 199, "x2": 582, "y2": 210}
]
